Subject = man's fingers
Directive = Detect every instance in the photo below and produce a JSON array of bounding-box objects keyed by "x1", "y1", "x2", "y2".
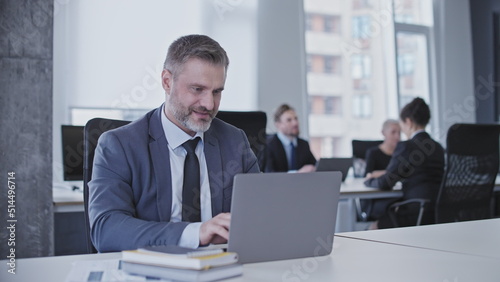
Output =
[{"x1": 199, "y1": 213, "x2": 231, "y2": 245}]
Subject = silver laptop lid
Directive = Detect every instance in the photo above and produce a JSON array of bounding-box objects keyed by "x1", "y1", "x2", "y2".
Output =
[{"x1": 227, "y1": 171, "x2": 341, "y2": 264}]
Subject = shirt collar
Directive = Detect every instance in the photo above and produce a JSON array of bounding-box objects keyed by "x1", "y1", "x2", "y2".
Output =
[
  {"x1": 161, "y1": 105, "x2": 204, "y2": 149},
  {"x1": 411, "y1": 129, "x2": 425, "y2": 139},
  {"x1": 277, "y1": 132, "x2": 297, "y2": 146}
]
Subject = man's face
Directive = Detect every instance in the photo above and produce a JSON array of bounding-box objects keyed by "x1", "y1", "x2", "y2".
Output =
[
  {"x1": 276, "y1": 110, "x2": 300, "y2": 138},
  {"x1": 162, "y1": 58, "x2": 226, "y2": 136}
]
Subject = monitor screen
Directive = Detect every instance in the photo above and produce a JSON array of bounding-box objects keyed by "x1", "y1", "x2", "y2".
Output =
[{"x1": 61, "y1": 125, "x2": 85, "y2": 181}]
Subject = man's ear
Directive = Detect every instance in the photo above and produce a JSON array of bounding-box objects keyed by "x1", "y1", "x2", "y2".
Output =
[{"x1": 161, "y1": 69, "x2": 173, "y2": 94}]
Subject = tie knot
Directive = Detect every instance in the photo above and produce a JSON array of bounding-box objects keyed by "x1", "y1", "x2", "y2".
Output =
[
  {"x1": 182, "y1": 137, "x2": 200, "y2": 154},
  {"x1": 290, "y1": 142, "x2": 295, "y2": 148}
]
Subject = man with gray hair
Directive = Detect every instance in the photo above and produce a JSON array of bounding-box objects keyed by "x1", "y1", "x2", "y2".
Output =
[{"x1": 89, "y1": 34, "x2": 259, "y2": 252}]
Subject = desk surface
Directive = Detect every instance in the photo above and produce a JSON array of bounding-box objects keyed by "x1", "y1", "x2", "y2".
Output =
[
  {"x1": 338, "y1": 218, "x2": 500, "y2": 260},
  {"x1": 340, "y1": 178, "x2": 402, "y2": 199},
  {"x1": 2, "y1": 236, "x2": 498, "y2": 282}
]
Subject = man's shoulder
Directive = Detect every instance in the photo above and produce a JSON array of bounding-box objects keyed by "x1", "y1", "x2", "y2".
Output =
[
  {"x1": 297, "y1": 137, "x2": 311, "y2": 146},
  {"x1": 266, "y1": 134, "x2": 280, "y2": 145}
]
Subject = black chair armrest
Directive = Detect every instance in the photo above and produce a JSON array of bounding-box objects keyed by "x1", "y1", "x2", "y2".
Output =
[{"x1": 388, "y1": 198, "x2": 430, "y2": 227}]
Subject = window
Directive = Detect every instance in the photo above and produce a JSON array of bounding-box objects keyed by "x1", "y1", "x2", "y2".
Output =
[
  {"x1": 324, "y1": 56, "x2": 342, "y2": 74},
  {"x1": 306, "y1": 14, "x2": 341, "y2": 34},
  {"x1": 397, "y1": 53, "x2": 414, "y2": 76},
  {"x1": 324, "y1": 15, "x2": 341, "y2": 34},
  {"x1": 393, "y1": 0, "x2": 433, "y2": 26},
  {"x1": 304, "y1": 0, "x2": 435, "y2": 158},
  {"x1": 325, "y1": 96, "x2": 342, "y2": 115},
  {"x1": 351, "y1": 54, "x2": 371, "y2": 79},
  {"x1": 353, "y1": 0, "x2": 372, "y2": 10},
  {"x1": 352, "y1": 15, "x2": 371, "y2": 39},
  {"x1": 352, "y1": 95, "x2": 372, "y2": 118},
  {"x1": 310, "y1": 96, "x2": 342, "y2": 116},
  {"x1": 394, "y1": 0, "x2": 433, "y2": 109}
]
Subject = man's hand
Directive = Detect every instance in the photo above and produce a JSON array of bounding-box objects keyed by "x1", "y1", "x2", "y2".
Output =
[
  {"x1": 199, "y1": 213, "x2": 231, "y2": 245},
  {"x1": 298, "y1": 164, "x2": 316, "y2": 173}
]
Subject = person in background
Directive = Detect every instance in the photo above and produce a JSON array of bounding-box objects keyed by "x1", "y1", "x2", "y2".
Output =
[
  {"x1": 360, "y1": 119, "x2": 401, "y2": 221},
  {"x1": 266, "y1": 104, "x2": 316, "y2": 173},
  {"x1": 364, "y1": 119, "x2": 401, "y2": 177},
  {"x1": 364, "y1": 97, "x2": 444, "y2": 229},
  {"x1": 89, "y1": 35, "x2": 260, "y2": 252}
]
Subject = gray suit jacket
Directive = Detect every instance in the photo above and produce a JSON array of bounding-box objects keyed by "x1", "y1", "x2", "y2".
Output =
[{"x1": 89, "y1": 106, "x2": 259, "y2": 252}]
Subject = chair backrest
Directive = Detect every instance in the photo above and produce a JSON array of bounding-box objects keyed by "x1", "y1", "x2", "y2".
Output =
[
  {"x1": 435, "y1": 123, "x2": 500, "y2": 223},
  {"x1": 351, "y1": 139, "x2": 383, "y2": 159},
  {"x1": 83, "y1": 118, "x2": 131, "y2": 253},
  {"x1": 351, "y1": 139, "x2": 383, "y2": 177},
  {"x1": 215, "y1": 111, "x2": 267, "y2": 171}
]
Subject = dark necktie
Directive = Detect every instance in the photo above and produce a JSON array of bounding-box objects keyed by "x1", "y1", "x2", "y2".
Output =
[
  {"x1": 290, "y1": 142, "x2": 298, "y2": 170},
  {"x1": 182, "y1": 137, "x2": 201, "y2": 222}
]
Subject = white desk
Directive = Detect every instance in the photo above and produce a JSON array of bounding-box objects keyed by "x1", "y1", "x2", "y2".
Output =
[
  {"x1": 2, "y1": 236, "x2": 498, "y2": 282},
  {"x1": 340, "y1": 178, "x2": 402, "y2": 199},
  {"x1": 337, "y1": 218, "x2": 500, "y2": 260},
  {"x1": 53, "y1": 187, "x2": 84, "y2": 213}
]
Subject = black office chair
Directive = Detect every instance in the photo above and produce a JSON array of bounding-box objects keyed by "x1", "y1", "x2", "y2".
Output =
[
  {"x1": 435, "y1": 123, "x2": 500, "y2": 223},
  {"x1": 83, "y1": 118, "x2": 131, "y2": 253},
  {"x1": 215, "y1": 111, "x2": 267, "y2": 172},
  {"x1": 351, "y1": 139, "x2": 383, "y2": 178}
]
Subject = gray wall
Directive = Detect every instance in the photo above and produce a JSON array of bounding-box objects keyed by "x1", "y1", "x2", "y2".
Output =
[
  {"x1": 0, "y1": 0, "x2": 54, "y2": 258},
  {"x1": 469, "y1": 0, "x2": 500, "y2": 123},
  {"x1": 433, "y1": 0, "x2": 476, "y2": 144},
  {"x1": 257, "y1": 0, "x2": 309, "y2": 135}
]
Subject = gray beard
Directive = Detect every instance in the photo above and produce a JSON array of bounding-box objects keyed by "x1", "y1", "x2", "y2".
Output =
[{"x1": 166, "y1": 98, "x2": 213, "y2": 133}]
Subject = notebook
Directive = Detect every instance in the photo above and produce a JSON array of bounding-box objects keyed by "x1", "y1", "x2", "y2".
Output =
[
  {"x1": 227, "y1": 171, "x2": 342, "y2": 264},
  {"x1": 315, "y1": 158, "x2": 353, "y2": 182}
]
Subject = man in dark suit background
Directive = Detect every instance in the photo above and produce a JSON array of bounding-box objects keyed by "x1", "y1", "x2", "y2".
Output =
[
  {"x1": 89, "y1": 35, "x2": 259, "y2": 252},
  {"x1": 266, "y1": 104, "x2": 317, "y2": 173}
]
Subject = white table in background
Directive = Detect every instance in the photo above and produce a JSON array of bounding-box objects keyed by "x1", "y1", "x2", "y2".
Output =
[{"x1": 337, "y1": 218, "x2": 500, "y2": 260}]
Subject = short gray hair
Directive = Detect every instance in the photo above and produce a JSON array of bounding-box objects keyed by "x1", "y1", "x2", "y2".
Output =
[
  {"x1": 382, "y1": 119, "x2": 399, "y2": 131},
  {"x1": 163, "y1": 34, "x2": 229, "y2": 78}
]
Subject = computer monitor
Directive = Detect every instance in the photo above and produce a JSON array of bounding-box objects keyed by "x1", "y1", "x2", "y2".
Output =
[{"x1": 61, "y1": 125, "x2": 85, "y2": 181}]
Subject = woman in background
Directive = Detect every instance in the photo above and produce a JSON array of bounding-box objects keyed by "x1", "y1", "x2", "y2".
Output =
[
  {"x1": 364, "y1": 119, "x2": 401, "y2": 177},
  {"x1": 361, "y1": 119, "x2": 401, "y2": 221},
  {"x1": 364, "y1": 97, "x2": 445, "y2": 229}
]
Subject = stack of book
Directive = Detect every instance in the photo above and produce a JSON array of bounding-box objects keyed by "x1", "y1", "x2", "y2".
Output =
[{"x1": 121, "y1": 245, "x2": 242, "y2": 282}]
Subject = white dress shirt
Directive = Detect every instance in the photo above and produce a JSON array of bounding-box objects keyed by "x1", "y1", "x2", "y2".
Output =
[{"x1": 161, "y1": 107, "x2": 212, "y2": 248}]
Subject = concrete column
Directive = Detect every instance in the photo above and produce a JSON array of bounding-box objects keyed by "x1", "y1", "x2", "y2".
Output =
[{"x1": 0, "y1": 0, "x2": 54, "y2": 258}]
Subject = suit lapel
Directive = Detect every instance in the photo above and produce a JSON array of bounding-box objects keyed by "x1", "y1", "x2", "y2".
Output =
[
  {"x1": 204, "y1": 129, "x2": 224, "y2": 216},
  {"x1": 274, "y1": 135, "x2": 289, "y2": 171},
  {"x1": 148, "y1": 107, "x2": 173, "y2": 222}
]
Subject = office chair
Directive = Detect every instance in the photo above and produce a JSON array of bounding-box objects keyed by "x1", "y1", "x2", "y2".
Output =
[
  {"x1": 435, "y1": 123, "x2": 500, "y2": 223},
  {"x1": 83, "y1": 118, "x2": 131, "y2": 253},
  {"x1": 215, "y1": 111, "x2": 268, "y2": 172},
  {"x1": 388, "y1": 123, "x2": 500, "y2": 227},
  {"x1": 351, "y1": 139, "x2": 383, "y2": 178}
]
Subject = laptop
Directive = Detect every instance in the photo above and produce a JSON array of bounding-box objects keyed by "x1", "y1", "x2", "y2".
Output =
[
  {"x1": 227, "y1": 171, "x2": 342, "y2": 264},
  {"x1": 315, "y1": 158, "x2": 353, "y2": 182}
]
